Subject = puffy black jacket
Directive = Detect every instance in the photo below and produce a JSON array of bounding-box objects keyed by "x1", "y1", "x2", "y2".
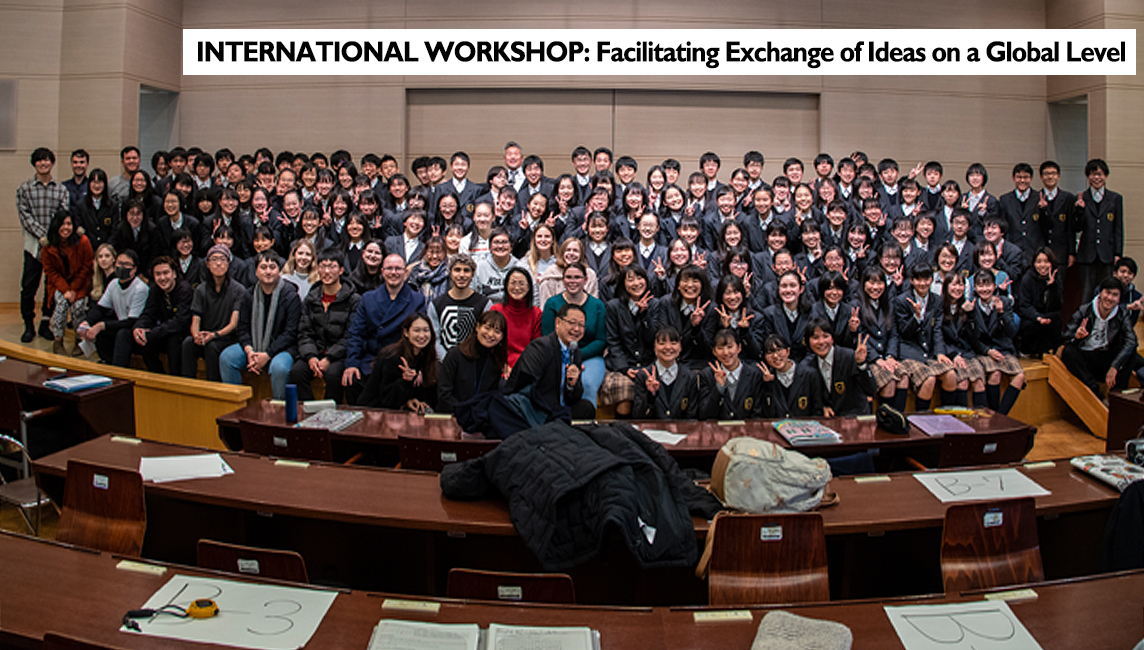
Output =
[
  {"x1": 297, "y1": 282, "x2": 360, "y2": 362},
  {"x1": 440, "y1": 421, "x2": 723, "y2": 571}
]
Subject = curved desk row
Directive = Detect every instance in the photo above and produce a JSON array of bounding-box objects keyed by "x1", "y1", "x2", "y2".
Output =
[
  {"x1": 33, "y1": 435, "x2": 1116, "y2": 605},
  {"x1": 1, "y1": 531, "x2": 1141, "y2": 650}
]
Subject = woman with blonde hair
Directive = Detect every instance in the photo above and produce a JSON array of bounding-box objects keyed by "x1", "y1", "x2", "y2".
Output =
[
  {"x1": 281, "y1": 239, "x2": 318, "y2": 298},
  {"x1": 535, "y1": 237, "x2": 598, "y2": 307},
  {"x1": 91, "y1": 242, "x2": 118, "y2": 302}
]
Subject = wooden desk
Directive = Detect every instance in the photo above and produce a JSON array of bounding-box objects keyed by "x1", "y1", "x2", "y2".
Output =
[
  {"x1": 33, "y1": 436, "x2": 1117, "y2": 604},
  {"x1": 217, "y1": 402, "x2": 1036, "y2": 468},
  {"x1": 0, "y1": 357, "x2": 135, "y2": 439},
  {"x1": 1108, "y1": 389, "x2": 1144, "y2": 453},
  {"x1": 2, "y1": 531, "x2": 1142, "y2": 650}
]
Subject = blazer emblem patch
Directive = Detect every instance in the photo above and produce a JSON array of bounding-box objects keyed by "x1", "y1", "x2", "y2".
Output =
[
  {"x1": 744, "y1": 397, "x2": 753, "y2": 410},
  {"x1": 835, "y1": 381, "x2": 845, "y2": 394},
  {"x1": 798, "y1": 396, "x2": 808, "y2": 409}
]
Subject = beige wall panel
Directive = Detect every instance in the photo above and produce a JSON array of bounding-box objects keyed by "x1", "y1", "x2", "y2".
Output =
[
  {"x1": 0, "y1": 6, "x2": 64, "y2": 76},
  {"x1": 820, "y1": 91, "x2": 1045, "y2": 174},
  {"x1": 1046, "y1": 0, "x2": 1108, "y2": 27},
  {"x1": 180, "y1": 76, "x2": 407, "y2": 91},
  {"x1": 1047, "y1": 76, "x2": 1102, "y2": 101},
  {"x1": 823, "y1": 0, "x2": 1043, "y2": 28},
  {"x1": 178, "y1": 84, "x2": 405, "y2": 159},
  {"x1": 124, "y1": 6, "x2": 184, "y2": 89},
  {"x1": 406, "y1": 0, "x2": 822, "y2": 25},
  {"x1": 127, "y1": 0, "x2": 184, "y2": 25},
  {"x1": 612, "y1": 90, "x2": 818, "y2": 179},
  {"x1": 826, "y1": 75, "x2": 1044, "y2": 100},
  {"x1": 406, "y1": 88, "x2": 613, "y2": 178},
  {"x1": 57, "y1": 78, "x2": 127, "y2": 167},
  {"x1": 59, "y1": 7, "x2": 125, "y2": 77},
  {"x1": 1087, "y1": 87, "x2": 1107, "y2": 159},
  {"x1": 15, "y1": 80, "x2": 62, "y2": 151},
  {"x1": 182, "y1": 1, "x2": 407, "y2": 28},
  {"x1": 1103, "y1": 87, "x2": 1144, "y2": 160}
]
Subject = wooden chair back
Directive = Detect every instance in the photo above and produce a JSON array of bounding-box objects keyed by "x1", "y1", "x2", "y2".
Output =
[
  {"x1": 0, "y1": 381, "x2": 23, "y2": 432},
  {"x1": 56, "y1": 460, "x2": 146, "y2": 556},
  {"x1": 941, "y1": 497, "x2": 1044, "y2": 593},
  {"x1": 707, "y1": 512, "x2": 829, "y2": 606},
  {"x1": 197, "y1": 539, "x2": 309, "y2": 583},
  {"x1": 43, "y1": 633, "x2": 116, "y2": 650},
  {"x1": 239, "y1": 419, "x2": 333, "y2": 462},
  {"x1": 446, "y1": 568, "x2": 576, "y2": 604},
  {"x1": 937, "y1": 430, "x2": 1034, "y2": 468},
  {"x1": 398, "y1": 435, "x2": 498, "y2": 472}
]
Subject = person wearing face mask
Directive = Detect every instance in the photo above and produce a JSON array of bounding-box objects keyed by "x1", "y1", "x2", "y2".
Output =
[
  {"x1": 75, "y1": 249, "x2": 149, "y2": 366},
  {"x1": 287, "y1": 250, "x2": 360, "y2": 404},
  {"x1": 132, "y1": 256, "x2": 193, "y2": 375}
]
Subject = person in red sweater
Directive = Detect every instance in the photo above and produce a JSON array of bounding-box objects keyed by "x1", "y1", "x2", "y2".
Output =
[
  {"x1": 41, "y1": 210, "x2": 94, "y2": 355},
  {"x1": 490, "y1": 267, "x2": 541, "y2": 370}
]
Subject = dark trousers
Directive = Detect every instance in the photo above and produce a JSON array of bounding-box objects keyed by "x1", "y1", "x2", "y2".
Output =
[
  {"x1": 181, "y1": 335, "x2": 232, "y2": 382},
  {"x1": 1079, "y1": 262, "x2": 1114, "y2": 307},
  {"x1": 1018, "y1": 314, "x2": 1062, "y2": 356},
  {"x1": 95, "y1": 327, "x2": 134, "y2": 367},
  {"x1": 21, "y1": 251, "x2": 50, "y2": 326},
  {"x1": 287, "y1": 358, "x2": 347, "y2": 403},
  {"x1": 1061, "y1": 342, "x2": 1144, "y2": 395},
  {"x1": 138, "y1": 332, "x2": 187, "y2": 376}
]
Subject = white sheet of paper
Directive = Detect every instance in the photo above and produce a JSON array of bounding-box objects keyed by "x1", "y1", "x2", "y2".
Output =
[
  {"x1": 885, "y1": 601, "x2": 1044, "y2": 650},
  {"x1": 913, "y1": 468, "x2": 1050, "y2": 503},
  {"x1": 120, "y1": 574, "x2": 337, "y2": 650},
  {"x1": 640, "y1": 429, "x2": 688, "y2": 446},
  {"x1": 487, "y1": 623, "x2": 595, "y2": 650},
  {"x1": 139, "y1": 454, "x2": 235, "y2": 483},
  {"x1": 367, "y1": 619, "x2": 479, "y2": 650}
]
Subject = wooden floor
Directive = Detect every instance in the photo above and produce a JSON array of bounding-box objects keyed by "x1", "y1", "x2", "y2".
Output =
[{"x1": 0, "y1": 302, "x2": 1107, "y2": 538}]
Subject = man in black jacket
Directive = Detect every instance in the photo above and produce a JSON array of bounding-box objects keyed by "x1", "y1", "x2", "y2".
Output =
[
  {"x1": 132, "y1": 256, "x2": 192, "y2": 375},
  {"x1": 1061, "y1": 277, "x2": 1144, "y2": 396},
  {"x1": 506, "y1": 302, "x2": 594, "y2": 420},
  {"x1": 287, "y1": 250, "x2": 361, "y2": 403}
]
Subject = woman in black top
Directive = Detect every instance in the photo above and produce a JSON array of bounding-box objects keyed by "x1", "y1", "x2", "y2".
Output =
[
  {"x1": 76, "y1": 168, "x2": 117, "y2": 247},
  {"x1": 1016, "y1": 247, "x2": 1064, "y2": 358},
  {"x1": 437, "y1": 310, "x2": 508, "y2": 414},
  {"x1": 358, "y1": 313, "x2": 439, "y2": 413}
]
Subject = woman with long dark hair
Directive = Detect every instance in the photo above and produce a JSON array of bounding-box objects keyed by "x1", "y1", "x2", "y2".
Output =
[
  {"x1": 437, "y1": 310, "x2": 508, "y2": 414},
  {"x1": 357, "y1": 313, "x2": 439, "y2": 413}
]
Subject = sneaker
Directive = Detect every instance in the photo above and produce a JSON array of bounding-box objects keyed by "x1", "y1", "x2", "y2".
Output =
[
  {"x1": 20, "y1": 326, "x2": 35, "y2": 343},
  {"x1": 71, "y1": 342, "x2": 84, "y2": 357},
  {"x1": 38, "y1": 320, "x2": 54, "y2": 341},
  {"x1": 52, "y1": 339, "x2": 65, "y2": 355}
]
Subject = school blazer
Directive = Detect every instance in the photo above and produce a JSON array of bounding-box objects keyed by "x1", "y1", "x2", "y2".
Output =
[
  {"x1": 604, "y1": 299, "x2": 656, "y2": 373},
  {"x1": 582, "y1": 241, "x2": 611, "y2": 277},
  {"x1": 1037, "y1": 189, "x2": 1076, "y2": 264},
  {"x1": 969, "y1": 299, "x2": 1019, "y2": 357},
  {"x1": 940, "y1": 311, "x2": 979, "y2": 360},
  {"x1": 701, "y1": 306, "x2": 764, "y2": 361},
  {"x1": 798, "y1": 347, "x2": 875, "y2": 416},
  {"x1": 698, "y1": 363, "x2": 768, "y2": 420},
  {"x1": 893, "y1": 291, "x2": 947, "y2": 361},
  {"x1": 631, "y1": 364, "x2": 704, "y2": 420},
  {"x1": 636, "y1": 243, "x2": 669, "y2": 274},
  {"x1": 761, "y1": 365, "x2": 823, "y2": 418},
  {"x1": 761, "y1": 304, "x2": 812, "y2": 364},
  {"x1": 514, "y1": 178, "x2": 556, "y2": 206},
  {"x1": 384, "y1": 235, "x2": 425, "y2": 264},
  {"x1": 808, "y1": 300, "x2": 858, "y2": 350},
  {"x1": 741, "y1": 212, "x2": 794, "y2": 254},
  {"x1": 999, "y1": 190, "x2": 1043, "y2": 258},
  {"x1": 434, "y1": 180, "x2": 482, "y2": 223},
  {"x1": 994, "y1": 240, "x2": 1027, "y2": 283},
  {"x1": 1074, "y1": 188, "x2": 1123, "y2": 264},
  {"x1": 651, "y1": 296, "x2": 713, "y2": 371},
  {"x1": 858, "y1": 307, "x2": 899, "y2": 363}
]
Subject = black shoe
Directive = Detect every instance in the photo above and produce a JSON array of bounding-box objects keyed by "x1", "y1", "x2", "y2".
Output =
[
  {"x1": 20, "y1": 326, "x2": 35, "y2": 343},
  {"x1": 38, "y1": 320, "x2": 54, "y2": 341}
]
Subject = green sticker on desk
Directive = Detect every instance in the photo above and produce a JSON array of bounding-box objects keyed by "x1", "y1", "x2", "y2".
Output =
[{"x1": 382, "y1": 599, "x2": 441, "y2": 613}]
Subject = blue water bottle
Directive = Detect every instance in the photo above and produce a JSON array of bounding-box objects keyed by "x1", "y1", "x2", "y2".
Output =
[{"x1": 285, "y1": 384, "x2": 298, "y2": 424}]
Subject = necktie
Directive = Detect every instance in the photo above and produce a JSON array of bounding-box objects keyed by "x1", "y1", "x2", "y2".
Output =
[{"x1": 560, "y1": 347, "x2": 571, "y2": 406}]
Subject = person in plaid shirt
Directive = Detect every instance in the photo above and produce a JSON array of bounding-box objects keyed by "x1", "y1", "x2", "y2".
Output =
[{"x1": 16, "y1": 147, "x2": 69, "y2": 343}]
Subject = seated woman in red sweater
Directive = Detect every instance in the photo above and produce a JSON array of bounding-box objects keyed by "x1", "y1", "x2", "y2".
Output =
[{"x1": 490, "y1": 267, "x2": 541, "y2": 370}]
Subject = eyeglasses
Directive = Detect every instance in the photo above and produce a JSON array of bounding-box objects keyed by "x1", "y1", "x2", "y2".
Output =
[{"x1": 559, "y1": 317, "x2": 585, "y2": 330}]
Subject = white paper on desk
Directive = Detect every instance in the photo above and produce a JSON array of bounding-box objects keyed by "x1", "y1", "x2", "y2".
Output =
[
  {"x1": 913, "y1": 468, "x2": 1049, "y2": 503},
  {"x1": 487, "y1": 623, "x2": 596, "y2": 650},
  {"x1": 120, "y1": 574, "x2": 337, "y2": 650},
  {"x1": 139, "y1": 454, "x2": 234, "y2": 483},
  {"x1": 885, "y1": 600, "x2": 1044, "y2": 650},
  {"x1": 639, "y1": 428, "x2": 688, "y2": 446},
  {"x1": 368, "y1": 619, "x2": 478, "y2": 650}
]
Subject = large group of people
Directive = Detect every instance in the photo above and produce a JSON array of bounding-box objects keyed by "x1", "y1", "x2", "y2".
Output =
[{"x1": 15, "y1": 141, "x2": 1138, "y2": 421}]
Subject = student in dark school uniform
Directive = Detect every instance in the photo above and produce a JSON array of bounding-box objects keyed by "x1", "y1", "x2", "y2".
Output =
[
  {"x1": 886, "y1": 217, "x2": 928, "y2": 274},
  {"x1": 1074, "y1": 158, "x2": 1124, "y2": 304},
  {"x1": 580, "y1": 212, "x2": 611, "y2": 277},
  {"x1": 750, "y1": 221, "x2": 791, "y2": 287},
  {"x1": 651, "y1": 264, "x2": 714, "y2": 372},
  {"x1": 932, "y1": 242, "x2": 961, "y2": 297},
  {"x1": 801, "y1": 317, "x2": 876, "y2": 416},
  {"x1": 613, "y1": 182, "x2": 647, "y2": 243},
  {"x1": 981, "y1": 215, "x2": 1027, "y2": 285},
  {"x1": 604, "y1": 264, "x2": 656, "y2": 418},
  {"x1": 998, "y1": 162, "x2": 1042, "y2": 260},
  {"x1": 919, "y1": 161, "x2": 945, "y2": 212},
  {"x1": 385, "y1": 210, "x2": 426, "y2": 264},
  {"x1": 820, "y1": 200, "x2": 851, "y2": 251},
  {"x1": 613, "y1": 155, "x2": 639, "y2": 200},
  {"x1": 761, "y1": 269, "x2": 813, "y2": 364},
  {"x1": 702, "y1": 185, "x2": 743, "y2": 252},
  {"x1": 782, "y1": 157, "x2": 805, "y2": 186},
  {"x1": 876, "y1": 245, "x2": 906, "y2": 305},
  {"x1": 1016, "y1": 247, "x2": 1064, "y2": 358},
  {"x1": 754, "y1": 248, "x2": 796, "y2": 312},
  {"x1": 171, "y1": 229, "x2": 205, "y2": 289},
  {"x1": 634, "y1": 212, "x2": 668, "y2": 274},
  {"x1": 811, "y1": 153, "x2": 835, "y2": 194},
  {"x1": 856, "y1": 265, "x2": 908, "y2": 407},
  {"x1": 657, "y1": 183, "x2": 688, "y2": 244},
  {"x1": 514, "y1": 154, "x2": 555, "y2": 206},
  {"x1": 743, "y1": 150, "x2": 768, "y2": 196},
  {"x1": 651, "y1": 238, "x2": 692, "y2": 298},
  {"x1": 932, "y1": 179, "x2": 962, "y2": 246},
  {"x1": 565, "y1": 186, "x2": 613, "y2": 243},
  {"x1": 570, "y1": 146, "x2": 594, "y2": 206},
  {"x1": 742, "y1": 186, "x2": 791, "y2": 254},
  {"x1": 835, "y1": 157, "x2": 859, "y2": 210},
  {"x1": 788, "y1": 183, "x2": 822, "y2": 235},
  {"x1": 911, "y1": 211, "x2": 937, "y2": 260},
  {"x1": 631, "y1": 326, "x2": 705, "y2": 420},
  {"x1": 548, "y1": 174, "x2": 580, "y2": 242},
  {"x1": 844, "y1": 223, "x2": 873, "y2": 277},
  {"x1": 859, "y1": 197, "x2": 890, "y2": 253},
  {"x1": 960, "y1": 163, "x2": 1001, "y2": 240},
  {"x1": 809, "y1": 271, "x2": 859, "y2": 350},
  {"x1": 698, "y1": 151, "x2": 725, "y2": 202},
  {"x1": 886, "y1": 177, "x2": 923, "y2": 226},
  {"x1": 939, "y1": 272, "x2": 982, "y2": 408},
  {"x1": 810, "y1": 247, "x2": 860, "y2": 302},
  {"x1": 598, "y1": 239, "x2": 636, "y2": 303},
  {"x1": 1036, "y1": 160, "x2": 1075, "y2": 275},
  {"x1": 947, "y1": 209, "x2": 976, "y2": 277},
  {"x1": 792, "y1": 220, "x2": 825, "y2": 280},
  {"x1": 710, "y1": 220, "x2": 748, "y2": 285},
  {"x1": 704, "y1": 275, "x2": 763, "y2": 361},
  {"x1": 1112, "y1": 258, "x2": 1144, "y2": 327},
  {"x1": 676, "y1": 216, "x2": 713, "y2": 273},
  {"x1": 875, "y1": 158, "x2": 901, "y2": 214},
  {"x1": 893, "y1": 262, "x2": 958, "y2": 411},
  {"x1": 758, "y1": 334, "x2": 823, "y2": 418},
  {"x1": 967, "y1": 270, "x2": 1025, "y2": 415},
  {"x1": 699, "y1": 329, "x2": 768, "y2": 420},
  {"x1": 684, "y1": 171, "x2": 712, "y2": 221}
]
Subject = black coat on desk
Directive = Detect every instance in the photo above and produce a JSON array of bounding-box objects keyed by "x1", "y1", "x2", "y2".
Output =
[
  {"x1": 631, "y1": 363, "x2": 704, "y2": 420},
  {"x1": 698, "y1": 362, "x2": 768, "y2": 420}
]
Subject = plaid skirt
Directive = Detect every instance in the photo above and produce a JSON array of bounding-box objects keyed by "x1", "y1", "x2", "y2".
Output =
[
  {"x1": 974, "y1": 353, "x2": 1024, "y2": 376},
  {"x1": 868, "y1": 359, "x2": 907, "y2": 389},
  {"x1": 898, "y1": 358, "x2": 955, "y2": 391},
  {"x1": 950, "y1": 357, "x2": 986, "y2": 383},
  {"x1": 599, "y1": 371, "x2": 637, "y2": 405}
]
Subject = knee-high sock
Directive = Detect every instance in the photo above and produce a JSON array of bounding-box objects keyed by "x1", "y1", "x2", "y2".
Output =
[
  {"x1": 954, "y1": 388, "x2": 967, "y2": 407},
  {"x1": 915, "y1": 396, "x2": 931, "y2": 412},
  {"x1": 940, "y1": 389, "x2": 955, "y2": 407},
  {"x1": 972, "y1": 390, "x2": 986, "y2": 408},
  {"x1": 998, "y1": 384, "x2": 1023, "y2": 415},
  {"x1": 893, "y1": 387, "x2": 908, "y2": 412},
  {"x1": 986, "y1": 384, "x2": 1001, "y2": 410}
]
